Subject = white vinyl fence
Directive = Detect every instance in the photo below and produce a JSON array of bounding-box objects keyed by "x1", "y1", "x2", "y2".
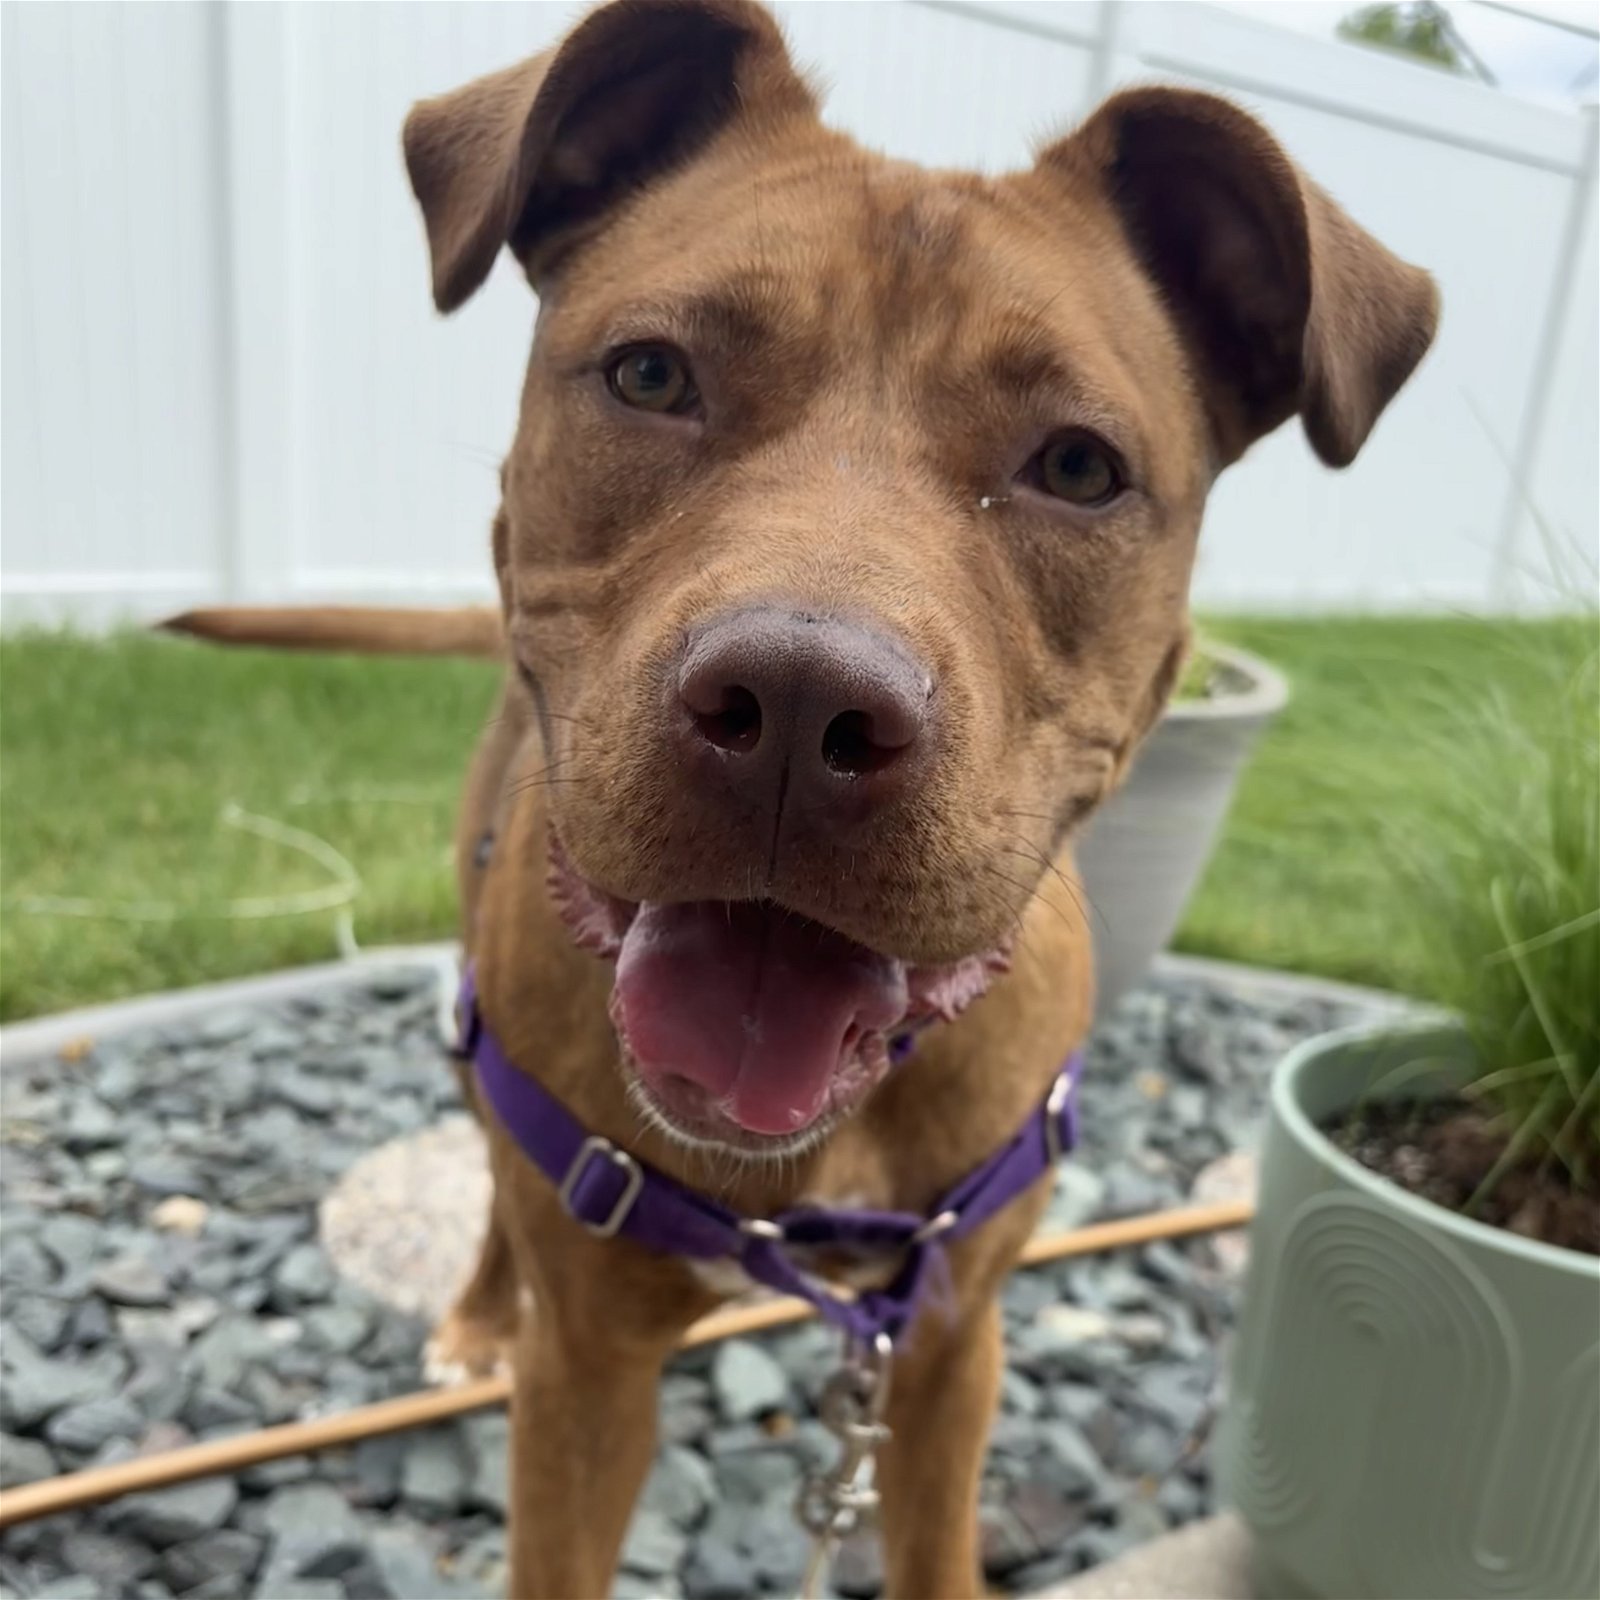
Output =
[{"x1": 3, "y1": 0, "x2": 1595, "y2": 626}]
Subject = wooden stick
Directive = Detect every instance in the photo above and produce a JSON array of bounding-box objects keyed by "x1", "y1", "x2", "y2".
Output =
[
  {"x1": 1017, "y1": 1199, "x2": 1250, "y2": 1267},
  {"x1": 0, "y1": 1198, "x2": 1251, "y2": 1529}
]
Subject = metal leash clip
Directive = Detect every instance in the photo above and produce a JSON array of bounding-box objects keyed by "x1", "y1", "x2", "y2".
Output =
[{"x1": 796, "y1": 1330, "x2": 894, "y2": 1599}]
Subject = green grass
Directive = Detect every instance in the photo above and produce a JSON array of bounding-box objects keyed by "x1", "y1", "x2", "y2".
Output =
[
  {"x1": 0, "y1": 618, "x2": 1590, "y2": 1021},
  {"x1": 1360, "y1": 631, "x2": 1598, "y2": 1186},
  {"x1": 1179, "y1": 616, "x2": 1595, "y2": 1001},
  {"x1": 0, "y1": 636, "x2": 499, "y2": 1019}
]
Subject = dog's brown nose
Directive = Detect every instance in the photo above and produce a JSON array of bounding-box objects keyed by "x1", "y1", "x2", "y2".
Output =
[{"x1": 677, "y1": 608, "x2": 932, "y2": 811}]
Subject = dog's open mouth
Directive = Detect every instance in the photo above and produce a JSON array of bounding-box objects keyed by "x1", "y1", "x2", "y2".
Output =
[{"x1": 548, "y1": 837, "x2": 1009, "y2": 1145}]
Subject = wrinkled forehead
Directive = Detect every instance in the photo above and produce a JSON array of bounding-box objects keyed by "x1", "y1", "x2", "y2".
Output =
[{"x1": 540, "y1": 144, "x2": 1198, "y2": 474}]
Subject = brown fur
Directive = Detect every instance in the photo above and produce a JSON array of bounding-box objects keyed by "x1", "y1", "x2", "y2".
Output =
[{"x1": 167, "y1": 6, "x2": 1436, "y2": 1593}]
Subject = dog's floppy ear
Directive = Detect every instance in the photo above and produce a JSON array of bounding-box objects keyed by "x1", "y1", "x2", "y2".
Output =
[
  {"x1": 1046, "y1": 87, "x2": 1439, "y2": 467},
  {"x1": 403, "y1": 0, "x2": 813, "y2": 312}
]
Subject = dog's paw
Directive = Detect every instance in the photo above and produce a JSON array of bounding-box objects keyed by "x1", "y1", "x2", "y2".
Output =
[{"x1": 423, "y1": 1310, "x2": 512, "y2": 1387}]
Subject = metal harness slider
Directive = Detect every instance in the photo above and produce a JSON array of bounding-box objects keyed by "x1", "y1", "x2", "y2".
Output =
[{"x1": 557, "y1": 1136, "x2": 644, "y2": 1238}]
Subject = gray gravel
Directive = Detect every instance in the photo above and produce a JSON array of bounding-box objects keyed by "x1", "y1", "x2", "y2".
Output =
[{"x1": 0, "y1": 965, "x2": 1381, "y2": 1598}]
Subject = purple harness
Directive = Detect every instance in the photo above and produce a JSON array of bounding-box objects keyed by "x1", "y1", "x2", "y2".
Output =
[{"x1": 457, "y1": 969, "x2": 1083, "y2": 1346}]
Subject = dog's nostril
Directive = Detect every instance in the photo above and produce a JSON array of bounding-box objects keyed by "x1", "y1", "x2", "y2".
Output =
[
  {"x1": 693, "y1": 685, "x2": 762, "y2": 754},
  {"x1": 822, "y1": 710, "x2": 904, "y2": 778}
]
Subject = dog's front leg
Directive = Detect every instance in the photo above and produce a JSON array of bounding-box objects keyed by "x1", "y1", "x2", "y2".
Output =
[
  {"x1": 876, "y1": 1297, "x2": 1005, "y2": 1599},
  {"x1": 506, "y1": 1308, "x2": 673, "y2": 1599}
]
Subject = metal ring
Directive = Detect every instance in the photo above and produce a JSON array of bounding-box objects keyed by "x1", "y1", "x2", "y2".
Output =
[
  {"x1": 865, "y1": 1331, "x2": 894, "y2": 1419},
  {"x1": 738, "y1": 1217, "x2": 785, "y2": 1241},
  {"x1": 1044, "y1": 1070, "x2": 1072, "y2": 1165},
  {"x1": 912, "y1": 1208, "x2": 958, "y2": 1244}
]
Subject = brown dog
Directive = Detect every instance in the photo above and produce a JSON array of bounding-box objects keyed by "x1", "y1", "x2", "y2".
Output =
[{"x1": 170, "y1": 2, "x2": 1437, "y2": 1593}]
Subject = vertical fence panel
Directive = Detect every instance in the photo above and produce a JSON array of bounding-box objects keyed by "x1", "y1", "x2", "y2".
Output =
[
  {"x1": 1110, "y1": 0, "x2": 1594, "y2": 611},
  {"x1": 1, "y1": 0, "x2": 1594, "y2": 623},
  {"x1": 1, "y1": 2, "x2": 231, "y2": 625}
]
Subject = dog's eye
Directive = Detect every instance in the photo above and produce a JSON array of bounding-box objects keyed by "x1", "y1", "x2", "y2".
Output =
[
  {"x1": 1035, "y1": 432, "x2": 1123, "y2": 507},
  {"x1": 608, "y1": 346, "x2": 695, "y2": 414}
]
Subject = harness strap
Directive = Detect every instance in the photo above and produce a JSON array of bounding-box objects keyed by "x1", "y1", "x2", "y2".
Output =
[{"x1": 459, "y1": 967, "x2": 1082, "y2": 1346}]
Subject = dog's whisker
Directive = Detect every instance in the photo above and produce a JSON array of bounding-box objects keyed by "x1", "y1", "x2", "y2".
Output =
[
  {"x1": 507, "y1": 775, "x2": 590, "y2": 798},
  {"x1": 997, "y1": 839, "x2": 1100, "y2": 927},
  {"x1": 994, "y1": 826, "x2": 1111, "y2": 938},
  {"x1": 447, "y1": 440, "x2": 507, "y2": 470},
  {"x1": 504, "y1": 750, "x2": 588, "y2": 799},
  {"x1": 516, "y1": 775, "x2": 588, "y2": 789},
  {"x1": 980, "y1": 862, "x2": 1084, "y2": 939}
]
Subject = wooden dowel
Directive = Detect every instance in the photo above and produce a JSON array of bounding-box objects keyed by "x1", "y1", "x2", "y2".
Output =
[
  {"x1": 1018, "y1": 1198, "x2": 1251, "y2": 1266},
  {"x1": 0, "y1": 1381, "x2": 510, "y2": 1531},
  {"x1": 0, "y1": 1198, "x2": 1252, "y2": 1529}
]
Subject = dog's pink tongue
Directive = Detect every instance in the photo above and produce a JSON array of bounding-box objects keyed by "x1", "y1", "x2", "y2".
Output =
[{"x1": 613, "y1": 902, "x2": 908, "y2": 1136}]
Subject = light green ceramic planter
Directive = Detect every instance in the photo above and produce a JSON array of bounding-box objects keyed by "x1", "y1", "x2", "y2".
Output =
[{"x1": 1221, "y1": 1023, "x2": 1600, "y2": 1600}]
